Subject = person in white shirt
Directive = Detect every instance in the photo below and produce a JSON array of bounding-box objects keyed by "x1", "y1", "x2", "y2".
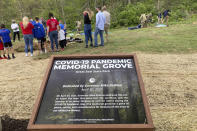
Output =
[
  {"x1": 11, "y1": 20, "x2": 20, "y2": 42},
  {"x1": 102, "y1": 6, "x2": 110, "y2": 42},
  {"x1": 76, "y1": 21, "x2": 82, "y2": 34},
  {"x1": 58, "y1": 27, "x2": 66, "y2": 51}
]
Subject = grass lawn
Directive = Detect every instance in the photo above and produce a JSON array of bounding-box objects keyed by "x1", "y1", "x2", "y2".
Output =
[{"x1": 14, "y1": 22, "x2": 197, "y2": 59}]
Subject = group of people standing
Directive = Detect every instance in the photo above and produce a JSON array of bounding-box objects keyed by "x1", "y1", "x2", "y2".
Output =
[
  {"x1": 0, "y1": 12, "x2": 67, "y2": 60},
  {"x1": 157, "y1": 10, "x2": 171, "y2": 26},
  {"x1": 83, "y1": 6, "x2": 110, "y2": 48},
  {"x1": 20, "y1": 13, "x2": 67, "y2": 57},
  {"x1": 0, "y1": 5, "x2": 110, "y2": 60},
  {"x1": 139, "y1": 9, "x2": 171, "y2": 28}
]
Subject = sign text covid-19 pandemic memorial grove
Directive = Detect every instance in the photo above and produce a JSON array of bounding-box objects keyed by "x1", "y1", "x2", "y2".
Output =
[{"x1": 28, "y1": 54, "x2": 154, "y2": 131}]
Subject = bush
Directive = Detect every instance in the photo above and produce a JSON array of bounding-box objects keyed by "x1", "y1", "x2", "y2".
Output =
[
  {"x1": 191, "y1": 3, "x2": 197, "y2": 13},
  {"x1": 117, "y1": 2, "x2": 156, "y2": 26}
]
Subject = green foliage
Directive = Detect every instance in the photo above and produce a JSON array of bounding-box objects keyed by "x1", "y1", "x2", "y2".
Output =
[
  {"x1": 117, "y1": 2, "x2": 156, "y2": 26},
  {"x1": 1, "y1": 0, "x2": 197, "y2": 29},
  {"x1": 34, "y1": 22, "x2": 197, "y2": 60},
  {"x1": 191, "y1": 3, "x2": 197, "y2": 12}
]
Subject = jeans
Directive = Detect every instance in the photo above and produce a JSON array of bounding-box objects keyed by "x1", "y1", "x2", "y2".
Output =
[
  {"x1": 24, "y1": 34, "x2": 33, "y2": 54},
  {"x1": 49, "y1": 30, "x2": 58, "y2": 50},
  {"x1": 84, "y1": 24, "x2": 93, "y2": 46},
  {"x1": 94, "y1": 27, "x2": 104, "y2": 46},
  {"x1": 13, "y1": 31, "x2": 20, "y2": 42}
]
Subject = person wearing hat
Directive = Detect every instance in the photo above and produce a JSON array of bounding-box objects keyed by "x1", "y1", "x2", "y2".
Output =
[{"x1": 11, "y1": 20, "x2": 20, "y2": 42}]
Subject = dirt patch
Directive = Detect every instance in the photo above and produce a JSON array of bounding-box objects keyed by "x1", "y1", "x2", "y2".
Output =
[
  {"x1": 1, "y1": 115, "x2": 28, "y2": 131},
  {"x1": 0, "y1": 52, "x2": 197, "y2": 131},
  {"x1": 137, "y1": 53, "x2": 197, "y2": 131}
]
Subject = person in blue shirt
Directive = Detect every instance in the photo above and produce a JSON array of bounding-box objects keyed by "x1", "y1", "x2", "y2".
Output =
[
  {"x1": 163, "y1": 10, "x2": 171, "y2": 26},
  {"x1": 94, "y1": 6, "x2": 106, "y2": 47},
  {"x1": 0, "y1": 38, "x2": 6, "y2": 59},
  {"x1": 30, "y1": 18, "x2": 36, "y2": 37},
  {"x1": 157, "y1": 13, "x2": 163, "y2": 24},
  {"x1": 33, "y1": 17, "x2": 47, "y2": 54},
  {"x1": 59, "y1": 20, "x2": 64, "y2": 30},
  {"x1": 0, "y1": 24, "x2": 15, "y2": 60},
  {"x1": 30, "y1": 18, "x2": 36, "y2": 25}
]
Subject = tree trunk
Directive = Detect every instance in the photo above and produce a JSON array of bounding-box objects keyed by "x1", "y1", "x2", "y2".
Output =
[
  {"x1": 74, "y1": 73, "x2": 86, "y2": 124},
  {"x1": 17, "y1": 0, "x2": 24, "y2": 18},
  {"x1": 126, "y1": 70, "x2": 139, "y2": 123},
  {"x1": 111, "y1": 72, "x2": 120, "y2": 123},
  {"x1": 94, "y1": 0, "x2": 97, "y2": 8},
  {"x1": 128, "y1": 0, "x2": 131, "y2": 4},
  {"x1": 157, "y1": 0, "x2": 160, "y2": 11},
  {"x1": 102, "y1": 74, "x2": 110, "y2": 122}
]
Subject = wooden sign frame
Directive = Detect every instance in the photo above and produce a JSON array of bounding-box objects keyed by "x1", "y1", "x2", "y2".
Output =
[{"x1": 27, "y1": 54, "x2": 154, "y2": 131}]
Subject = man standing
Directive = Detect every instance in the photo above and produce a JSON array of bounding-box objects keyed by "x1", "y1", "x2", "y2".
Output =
[
  {"x1": 163, "y1": 10, "x2": 171, "y2": 26},
  {"x1": 46, "y1": 12, "x2": 59, "y2": 51},
  {"x1": 139, "y1": 14, "x2": 147, "y2": 28},
  {"x1": 11, "y1": 20, "x2": 20, "y2": 42},
  {"x1": 102, "y1": 6, "x2": 110, "y2": 42},
  {"x1": 94, "y1": 6, "x2": 106, "y2": 47}
]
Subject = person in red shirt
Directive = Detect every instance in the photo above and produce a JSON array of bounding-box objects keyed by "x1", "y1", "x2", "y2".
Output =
[
  {"x1": 46, "y1": 12, "x2": 59, "y2": 51},
  {"x1": 20, "y1": 16, "x2": 34, "y2": 57},
  {"x1": 0, "y1": 26, "x2": 7, "y2": 59},
  {"x1": 0, "y1": 39, "x2": 6, "y2": 60}
]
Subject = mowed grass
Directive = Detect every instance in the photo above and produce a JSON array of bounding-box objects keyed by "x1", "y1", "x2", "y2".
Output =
[
  {"x1": 14, "y1": 23, "x2": 197, "y2": 59},
  {"x1": 108, "y1": 24, "x2": 197, "y2": 53}
]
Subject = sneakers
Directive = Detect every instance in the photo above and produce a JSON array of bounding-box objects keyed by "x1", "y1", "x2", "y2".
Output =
[
  {"x1": 85, "y1": 45, "x2": 88, "y2": 48},
  {"x1": 0, "y1": 57, "x2": 3, "y2": 60},
  {"x1": 90, "y1": 44, "x2": 93, "y2": 47},
  {"x1": 3, "y1": 55, "x2": 7, "y2": 59},
  {"x1": 12, "y1": 54, "x2": 16, "y2": 59},
  {"x1": 25, "y1": 53, "x2": 33, "y2": 57},
  {"x1": 7, "y1": 55, "x2": 11, "y2": 60},
  {"x1": 54, "y1": 49, "x2": 60, "y2": 52}
]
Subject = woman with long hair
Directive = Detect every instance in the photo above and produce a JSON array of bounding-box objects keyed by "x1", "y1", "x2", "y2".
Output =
[
  {"x1": 83, "y1": 8, "x2": 94, "y2": 48},
  {"x1": 20, "y1": 16, "x2": 34, "y2": 56}
]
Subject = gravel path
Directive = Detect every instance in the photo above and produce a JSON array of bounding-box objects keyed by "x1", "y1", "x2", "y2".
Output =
[{"x1": 0, "y1": 52, "x2": 197, "y2": 131}]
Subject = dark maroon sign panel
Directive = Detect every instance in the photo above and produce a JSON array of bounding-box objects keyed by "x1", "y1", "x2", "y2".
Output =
[{"x1": 28, "y1": 55, "x2": 154, "y2": 131}]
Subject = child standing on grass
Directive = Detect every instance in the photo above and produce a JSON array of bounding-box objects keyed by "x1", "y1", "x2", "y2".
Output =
[
  {"x1": 58, "y1": 27, "x2": 66, "y2": 51},
  {"x1": 0, "y1": 24, "x2": 15, "y2": 60}
]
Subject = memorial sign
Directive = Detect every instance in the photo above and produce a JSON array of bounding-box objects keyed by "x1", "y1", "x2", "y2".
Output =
[{"x1": 28, "y1": 54, "x2": 154, "y2": 131}]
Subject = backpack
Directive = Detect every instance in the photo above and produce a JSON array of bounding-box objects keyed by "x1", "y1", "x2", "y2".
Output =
[{"x1": 33, "y1": 23, "x2": 45, "y2": 39}]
